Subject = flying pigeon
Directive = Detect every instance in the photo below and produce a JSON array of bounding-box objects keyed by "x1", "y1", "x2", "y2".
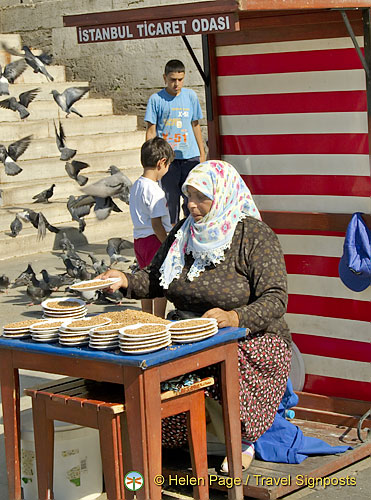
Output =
[
  {"x1": 0, "y1": 135, "x2": 32, "y2": 176},
  {"x1": 106, "y1": 237, "x2": 130, "y2": 264},
  {"x1": 0, "y1": 88, "x2": 39, "y2": 119},
  {"x1": 32, "y1": 183, "x2": 56, "y2": 203},
  {"x1": 0, "y1": 59, "x2": 27, "y2": 95},
  {"x1": 22, "y1": 45, "x2": 54, "y2": 82},
  {"x1": 10, "y1": 213, "x2": 23, "y2": 237},
  {"x1": 54, "y1": 120, "x2": 76, "y2": 161},
  {"x1": 67, "y1": 195, "x2": 94, "y2": 232},
  {"x1": 51, "y1": 86, "x2": 89, "y2": 117},
  {"x1": 82, "y1": 166, "x2": 132, "y2": 204},
  {"x1": 18, "y1": 209, "x2": 59, "y2": 240},
  {"x1": 65, "y1": 160, "x2": 89, "y2": 186}
]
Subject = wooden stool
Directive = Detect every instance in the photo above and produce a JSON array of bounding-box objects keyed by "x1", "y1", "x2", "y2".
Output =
[{"x1": 24, "y1": 376, "x2": 214, "y2": 500}]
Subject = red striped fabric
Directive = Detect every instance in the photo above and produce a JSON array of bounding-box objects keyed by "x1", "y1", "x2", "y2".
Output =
[
  {"x1": 241, "y1": 174, "x2": 371, "y2": 197},
  {"x1": 284, "y1": 255, "x2": 340, "y2": 277},
  {"x1": 303, "y1": 374, "x2": 370, "y2": 401},
  {"x1": 217, "y1": 48, "x2": 364, "y2": 76},
  {"x1": 222, "y1": 134, "x2": 369, "y2": 155},
  {"x1": 291, "y1": 333, "x2": 371, "y2": 363},
  {"x1": 218, "y1": 91, "x2": 367, "y2": 115},
  {"x1": 287, "y1": 294, "x2": 370, "y2": 322}
]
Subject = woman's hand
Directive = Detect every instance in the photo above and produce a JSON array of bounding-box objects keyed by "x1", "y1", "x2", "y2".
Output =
[
  {"x1": 202, "y1": 308, "x2": 239, "y2": 328},
  {"x1": 97, "y1": 269, "x2": 128, "y2": 292}
]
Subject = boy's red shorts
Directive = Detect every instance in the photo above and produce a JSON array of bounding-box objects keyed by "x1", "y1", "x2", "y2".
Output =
[{"x1": 134, "y1": 234, "x2": 162, "y2": 269}]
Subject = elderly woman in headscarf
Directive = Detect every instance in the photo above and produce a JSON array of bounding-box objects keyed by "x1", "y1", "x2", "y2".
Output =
[{"x1": 101, "y1": 160, "x2": 292, "y2": 469}]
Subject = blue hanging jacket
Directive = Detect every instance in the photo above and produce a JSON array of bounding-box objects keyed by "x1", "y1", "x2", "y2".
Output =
[{"x1": 254, "y1": 379, "x2": 352, "y2": 463}]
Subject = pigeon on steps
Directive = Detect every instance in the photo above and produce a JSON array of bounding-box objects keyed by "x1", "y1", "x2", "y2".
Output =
[
  {"x1": 65, "y1": 160, "x2": 89, "y2": 186},
  {"x1": 51, "y1": 86, "x2": 90, "y2": 117},
  {"x1": 10, "y1": 213, "x2": 23, "y2": 237},
  {"x1": 32, "y1": 183, "x2": 56, "y2": 203},
  {"x1": 54, "y1": 120, "x2": 76, "y2": 161}
]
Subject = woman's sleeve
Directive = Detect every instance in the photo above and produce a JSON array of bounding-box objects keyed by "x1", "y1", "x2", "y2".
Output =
[
  {"x1": 234, "y1": 220, "x2": 288, "y2": 333},
  {"x1": 124, "y1": 222, "x2": 182, "y2": 300}
]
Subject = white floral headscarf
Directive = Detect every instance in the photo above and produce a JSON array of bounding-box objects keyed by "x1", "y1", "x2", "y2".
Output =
[{"x1": 159, "y1": 160, "x2": 261, "y2": 289}]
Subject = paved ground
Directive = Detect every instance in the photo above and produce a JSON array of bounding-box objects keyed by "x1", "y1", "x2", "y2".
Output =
[{"x1": 0, "y1": 245, "x2": 369, "y2": 499}]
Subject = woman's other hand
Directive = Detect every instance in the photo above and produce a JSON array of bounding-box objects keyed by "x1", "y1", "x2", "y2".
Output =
[
  {"x1": 202, "y1": 308, "x2": 239, "y2": 328},
  {"x1": 97, "y1": 269, "x2": 128, "y2": 292}
]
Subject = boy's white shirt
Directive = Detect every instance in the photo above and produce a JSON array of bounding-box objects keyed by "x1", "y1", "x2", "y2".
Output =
[{"x1": 130, "y1": 176, "x2": 172, "y2": 239}]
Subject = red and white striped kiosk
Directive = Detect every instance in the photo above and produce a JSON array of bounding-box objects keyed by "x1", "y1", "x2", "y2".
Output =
[{"x1": 65, "y1": 1, "x2": 370, "y2": 496}]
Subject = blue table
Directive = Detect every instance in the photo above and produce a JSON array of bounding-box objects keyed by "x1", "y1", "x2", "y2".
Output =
[{"x1": 0, "y1": 328, "x2": 246, "y2": 500}]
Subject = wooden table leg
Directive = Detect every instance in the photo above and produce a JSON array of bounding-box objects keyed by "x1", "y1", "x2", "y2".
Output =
[
  {"x1": 220, "y1": 343, "x2": 244, "y2": 500},
  {"x1": 122, "y1": 366, "x2": 150, "y2": 500},
  {"x1": 0, "y1": 351, "x2": 22, "y2": 500},
  {"x1": 143, "y1": 367, "x2": 162, "y2": 500}
]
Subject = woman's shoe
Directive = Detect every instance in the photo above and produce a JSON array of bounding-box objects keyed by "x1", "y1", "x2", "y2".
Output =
[{"x1": 219, "y1": 442, "x2": 255, "y2": 475}]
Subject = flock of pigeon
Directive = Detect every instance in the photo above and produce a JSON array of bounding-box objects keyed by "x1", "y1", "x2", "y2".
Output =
[
  {"x1": 0, "y1": 42, "x2": 133, "y2": 240},
  {"x1": 0, "y1": 233, "x2": 134, "y2": 306}
]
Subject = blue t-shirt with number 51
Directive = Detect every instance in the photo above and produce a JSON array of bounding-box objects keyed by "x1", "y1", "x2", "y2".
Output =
[{"x1": 144, "y1": 88, "x2": 203, "y2": 160}]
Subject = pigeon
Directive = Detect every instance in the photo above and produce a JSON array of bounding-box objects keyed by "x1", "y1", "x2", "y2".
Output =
[
  {"x1": 0, "y1": 59, "x2": 27, "y2": 95},
  {"x1": 61, "y1": 255, "x2": 82, "y2": 279},
  {"x1": 67, "y1": 195, "x2": 94, "y2": 232},
  {"x1": 82, "y1": 166, "x2": 132, "y2": 205},
  {"x1": 0, "y1": 88, "x2": 39, "y2": 119},
  {"x1": 12, "y1": 264, "x2": 35, "y2": 287},
  {"x1": 106, "y1": 237, "x2": 130, "y2": 264},
  {"x1": 65, "y1": 160, "x2": 89, "y2": 186},
  {"x1": 0, "y1": 135, "x2": 33, "y2": 176},
  {"x1": 0, "y1": 275, "x2": 10, "y2": 293},
  {"x1": 101, "y1": 288, "x2": 124, "y2": 305},
  {"x1": 40, "y1": 269, "x2": 74, "y2": 289},
  {"x1": 66, "y1": 248, "x2": 87, "y2": 265},
  {"x1": 54, "y1": 120, "x2": 76, "y2": 161},
  {"x1": 59, "y1": 231, "x2": 75, "y2": 252},
  {"x1": 21, "y1": 45, "x2": 54, "y2": 82},
  {"x1": 26, "y1": 273, "x2": 53, "y2": 305},
  {"x1": 89, "y1": 254, "x2": 109, "y2": 275},
  {"x1": 94, "y1": 196, "x2": 122, "y2": 220},
  {"x1": 32, "y1": 183, "x2": 56, "y2": 203},
  {"x1": 10, "y1": 213, "x2": 23, "y2": 237},
  {"x1": 51, "y1": 86, "x2": 89, "y2": 118},
  {"x1": 18, "y1": 209, "x2": 59, "y2": 240}
]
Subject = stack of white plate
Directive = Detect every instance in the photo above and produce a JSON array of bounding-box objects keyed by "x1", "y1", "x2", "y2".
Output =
[
  {"x1": 118, "y1": 323, "x2": 171, "y2": 354},
  {"x1": 88, "y1": 323, "x2": 123, "y2": 350},
  {"x1": 30, "y1": 319, "x2": 65, "y2": 342},
  {"x1": 59, "y1": 316, "x2": 111, "y2": 347},
  {"x1": 1, "y1": 318, "x2": 47, "y2": 339},
  {"x1": 41, "y1": 298, "x2": 87, "y2": 319},
  {"x1": 169, "y1": 318, "x2": 218, "y2": 343}
]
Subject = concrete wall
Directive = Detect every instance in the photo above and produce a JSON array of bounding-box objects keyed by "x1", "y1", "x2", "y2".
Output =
[{"x1": 0, "y1": 0, "x2": 207, "y2": 133}]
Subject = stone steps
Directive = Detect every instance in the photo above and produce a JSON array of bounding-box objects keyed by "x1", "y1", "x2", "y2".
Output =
[
  {"x1": 1, "y1": 130, "x2": 145, "y2": 163},
  {"x1": 0, "y1": 98, "x2": 113, "y2": 122},
  {"x1": 3, "y1": 81, "x2": 90, "y2": 100},
  {"x1": 0, "y1": 32, "x2": 143, "y2": 259},
  {"x1": 0, "y1": 149, "x2": 141, "y2": 184},
  {"x1": 0, "y1": 114, "x2": 138, "y2": 141},
  {"x1": 0, "y1": 165, "x2": 140, "y2": 207},
  {"x1": 0, "y1": 210, "x2": 134, "y2": 260}
]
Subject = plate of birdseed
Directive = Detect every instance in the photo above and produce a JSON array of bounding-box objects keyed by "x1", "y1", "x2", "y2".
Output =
[
  {"x1": 69, "y1": 278, "x2": 121, "y2": 292},
  {"x1": 1, "y1": 318, "x2": 48, "y2": 338}
]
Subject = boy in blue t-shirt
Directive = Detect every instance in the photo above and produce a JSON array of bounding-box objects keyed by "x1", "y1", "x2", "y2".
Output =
[{"x1": 145, "y1": 59, "x2": 206, "y2": 224}]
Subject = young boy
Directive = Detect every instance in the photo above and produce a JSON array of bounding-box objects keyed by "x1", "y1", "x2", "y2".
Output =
[
  {"x1": 145, "y1": 59, "x2": 206, "y2": 224},
  {"x1": 129, "y1": 137, "x2": 174, "y2": 318}
]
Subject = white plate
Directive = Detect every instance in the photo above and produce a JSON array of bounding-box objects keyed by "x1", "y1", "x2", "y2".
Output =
[
  {"x1": 89, "y1": 339, "x2": 119, "y2": 346},
  {"x1": 42, "y1": 297, "x2": 86, "y2": 310},
  {"x1": 31, "y1": 336, "x2": 59, "y2": 342},
  {"x1": 59, "y1": 341, "x2": 89, "y2": 347},
  {"x1": 89, "y1": 333, "x2": 118, "y2": 341},
  {"x1": 119, "y1": 331, "x2": 170, "y2": 342},
  {"x1": 43, "y1": 313, "x2": 87, "y2": 320},
  {"x1": 120, "y1": 337, "x2": 171, "y2": 349},
  {"x1": 69, "y1": 278, "x2": 121, "y2": 292},
  {"x1": 42, "y1": 308, "x2": 87, "y2": 315},
  {"x1": 120, "y1": 339, "x2": 171, "y2": 354},
  {"x1": 2, "y1": 320, "x2": 45, "y2": 331},
  {"x1": 118, "y1": 323, "x2": 169, "y2": 337},
  {"x1": 2, "y1": 333, "x2": 31, "y2": 338},
  {"x1": 88, "y1": 343, "x2": 119, "y2": 350},
  {"x1": 61, "y1": 317, "x2": 111, "y2": 331},
  {"x1": 3, "y1": 328, "x2": 30, "y2": 334},
  {"x1": 31, "y1": 320, "x2": 66, "y2": 330},
  {"x1": 169, "y1": 318, "x2": 217, "y2": 332},
  {"x1": 172, "y1": 332, "x2": 217, "y2": 343},
  {"x1": 90, "y1": 324, "x2": 123, "y2": 334},
  {"x1": 171, "y1": 326, "x2": 218, "y2": 340}
]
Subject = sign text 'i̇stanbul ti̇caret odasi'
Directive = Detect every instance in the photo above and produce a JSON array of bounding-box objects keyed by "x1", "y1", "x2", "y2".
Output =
[{"x1": 76, "y1": 14, "x2": 237, "y2": 43}]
